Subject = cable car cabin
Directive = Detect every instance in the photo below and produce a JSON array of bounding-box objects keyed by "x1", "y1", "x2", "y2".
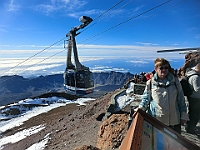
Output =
[
  {"x1": 63, "y1": 69, "x2": 94, "y2": 95},
  {"x1": 63, "y1": 16, "x2": 94, "y2": 96}
]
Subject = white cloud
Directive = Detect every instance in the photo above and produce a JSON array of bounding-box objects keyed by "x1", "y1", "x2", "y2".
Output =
[
  {"x1": 134, "y1": 5, "x2": 144, "y2": 12},
  {"x1": 128, "y1": 60, "x2": 148, "y2": 64},
  {"x1": 0, "y1": 44, "x2": 9, "y2": 47},
  {"x1": 26, "y1": 63, "x2": 63, "y2": 71},
  {"x1": 7, "y1": 0, "x2": 20, "y2": 12},
  {"x1": 0, "y1": 44, "x2": 182, "y2": 59},
  {"x1": 0, "y1": 56, "x2": 103, "y2": 77},
  {"x1": 18, "y1": 45, "x2": 37, "y2": 48},
  {"x1": 0, "y1": 28, "x2": 7, "y2": 33},
  {"x1": 91, "y1": 65, "x2": 128, "y2": 73},
  {"x1": 35, "y1": 4, "x2": 57, "y2": 14},
  {"x1": 0, "y1": 44, "x2": 184, "y2": 77},
  {"x1": 33, "y1": 0, "x2": 87, "y2": 15},
  {"x1": 135, "y1": 42, "x2": 159, "y2": 46},
  {"x1": 67, "y1": 0, "x2": 87, "y2": 11}
]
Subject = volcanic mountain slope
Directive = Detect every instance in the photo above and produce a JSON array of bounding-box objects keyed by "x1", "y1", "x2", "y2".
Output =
[
  {"x1": 1, "y1": 89, "x2": 200, "y2": 150},
  {"x1": 0, "y1": 89, "x2": 122, "y2": 150},
  {"x1": 1, "y1": 87, "x2": 200, "y2": 150}
]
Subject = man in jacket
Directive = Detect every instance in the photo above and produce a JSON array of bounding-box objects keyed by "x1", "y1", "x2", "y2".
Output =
[{"x1": 185, "y1": 63, "x2": 200, "y2": 134}]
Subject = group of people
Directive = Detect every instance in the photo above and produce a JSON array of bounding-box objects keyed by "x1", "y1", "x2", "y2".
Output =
[
  {"x1": 125, "y1": 71, "x2": 156, "y2": 84},
  {"x1": 137, "y1": 58, "x2": 200, "y2": 135}
]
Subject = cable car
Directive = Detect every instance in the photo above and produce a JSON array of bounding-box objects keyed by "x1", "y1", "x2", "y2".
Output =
[{"x1": 63, "y1": 16, "x2": 94, "y2": 95}]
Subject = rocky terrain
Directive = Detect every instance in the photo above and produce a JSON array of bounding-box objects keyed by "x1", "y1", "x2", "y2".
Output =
[
  {"x1": 1, "y1": 86, "x2": 200, "y2": 150},
  {"x1": 0, "y1": 89, "x2": 119, "y2": 150},
  {"x1": 178, "y1": 51, "x2": 200, "y2": 75}
]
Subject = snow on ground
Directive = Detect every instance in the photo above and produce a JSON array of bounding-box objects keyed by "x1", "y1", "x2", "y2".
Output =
[
  {"x1": 115, "y1": 82, "x2": 142, "y2": 111},
  {"x1": 26, "y1": 133, "x2": 50, "y2": 150},
  {"x1": 0, "y1": 125, "x2": 45, "y2": 149},
  {"x1": 0, "y1": 97, "x2": 96, "y2": 133},
  {"x1": 0, "y1": 96, "x2": 96, "y2": 149},
  {"x1": 0, "y1": 82, "x2": 138, "y2": 150}
]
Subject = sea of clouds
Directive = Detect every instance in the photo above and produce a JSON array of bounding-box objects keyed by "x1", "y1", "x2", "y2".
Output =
[{"x1": 0, "y1": 57, "x2": 185, "y2": 78}]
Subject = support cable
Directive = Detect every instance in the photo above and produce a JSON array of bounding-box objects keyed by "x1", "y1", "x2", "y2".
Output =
[
  {"x1": 1, "y1": 1, "x2": 125, "y2": 76},
  {"x1": 0, "y1": 0, "x2": 188, "y2": 81},
  {"x1": 81, "y1": 0, "x2": 128, "y2": 33},
  {"x1": 3, "y1": 38, "x2": 66, "y2": 75},
  {"x1": 87, "y1": 0, "x2": 187, "y2": 44},
  {"x1": 80, "y1": 0, "x2": 172, "y2": 43}
]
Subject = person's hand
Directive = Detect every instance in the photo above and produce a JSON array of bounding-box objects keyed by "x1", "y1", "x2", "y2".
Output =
[
  {"x1": 181, "y1": 119, "x2": 187, "y2": 126},
  {"x1": 134, "y1": 107, "x2": 140, "y2": 112}
]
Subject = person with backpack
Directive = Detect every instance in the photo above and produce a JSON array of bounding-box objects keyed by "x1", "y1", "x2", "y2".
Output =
[
  {"x1": 185, "y1": 63, "x2": 200, "y2": 134},
  {"x1": 137, "y1": 58, "x2": 189, "y2": 134}
]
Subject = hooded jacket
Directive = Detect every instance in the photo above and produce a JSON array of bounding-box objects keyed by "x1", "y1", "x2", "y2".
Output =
[
  {"x1": 186, "y1": 69, "x2": 200, "y2": 99},
  {"x1": 139, "y1": 72, "x2": 188, "y2": 126}
]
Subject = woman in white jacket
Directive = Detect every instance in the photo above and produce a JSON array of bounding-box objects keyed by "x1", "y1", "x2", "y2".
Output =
[{"x1": 139, "y1": 58, "x2": 189, "y2": 134}]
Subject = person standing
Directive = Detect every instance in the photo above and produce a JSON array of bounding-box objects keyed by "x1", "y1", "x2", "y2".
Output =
[
  {"x1": 138, "y1": 58, "x2": 188, "y2": 134},
  {"x1": 185, "y1": 63, "x2": 200, "y2": 134}
]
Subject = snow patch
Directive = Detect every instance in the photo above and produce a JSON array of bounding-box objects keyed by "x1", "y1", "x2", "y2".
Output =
[{"x1": 0, "y1": 125, "x2": 45, "y2": 149}]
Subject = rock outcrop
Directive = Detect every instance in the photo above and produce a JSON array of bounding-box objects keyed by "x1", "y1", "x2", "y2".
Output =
[
  {"x1": 178, "y1": 52, "x2": 200, "y2": 76},
  {"x1": 96, "y1": 114, "x2": 128, "y2": 150}
]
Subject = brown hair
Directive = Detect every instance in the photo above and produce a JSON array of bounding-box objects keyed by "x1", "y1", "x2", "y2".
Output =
[
  {"x1": 154, "y1": 58, "x2": 170, "y2": 68},
  {"x1": 154, "y1": 58, "x2": 178, "y2": 76}
]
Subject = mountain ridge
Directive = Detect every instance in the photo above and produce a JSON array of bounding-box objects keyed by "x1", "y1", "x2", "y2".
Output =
[{"x1": 0, "y1": 71, "x2": 134, "y2": 106}]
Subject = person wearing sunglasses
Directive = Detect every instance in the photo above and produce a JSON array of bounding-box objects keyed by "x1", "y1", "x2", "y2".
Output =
[{"x1": 138, "y1": 58, "x2": 189, "y2": 134}]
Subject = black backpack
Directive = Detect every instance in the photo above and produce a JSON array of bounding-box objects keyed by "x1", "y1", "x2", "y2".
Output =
[{"x1": 180, "y1": 74, "x2": 197, "y2": 96}]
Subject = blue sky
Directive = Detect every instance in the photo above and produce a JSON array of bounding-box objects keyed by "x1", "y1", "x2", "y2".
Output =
[{"x1": 0, "y1": 0, "x2": 200, "y2": 76}]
